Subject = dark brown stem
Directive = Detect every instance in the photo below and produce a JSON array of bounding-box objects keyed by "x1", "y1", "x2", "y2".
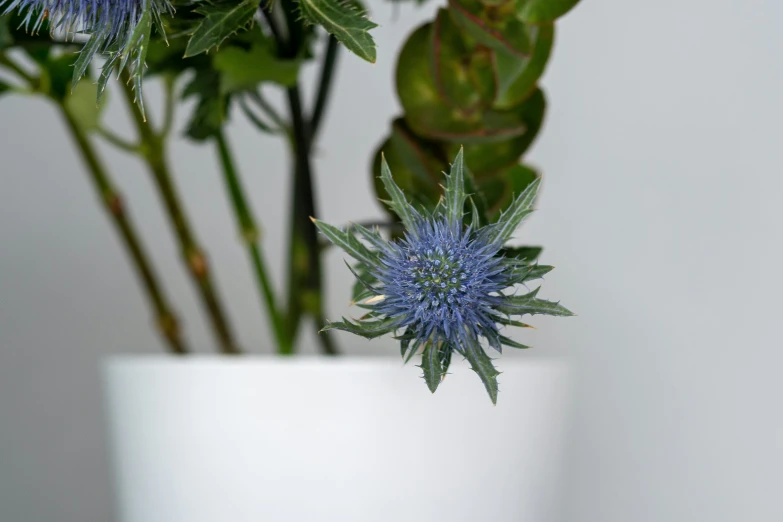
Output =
[{"x1": 261, "y1": 3, "x2": 339, "y2": 355}]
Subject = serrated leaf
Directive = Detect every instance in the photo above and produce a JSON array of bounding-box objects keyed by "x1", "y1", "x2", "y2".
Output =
[
  {"x1": 379, "y1": 154, "x2": 422, "y2": 233},
  {"x1": 483, "y1": 177, "x2": 540, "y2": 245},
  {"x1": 126, "y1": 9, "x2": 153, "y2": 119},
  {"x1": 185, "y1": 0, "x2": 260, "y2": 57},
  {"x1": 212, "y1": 41, "x2": 299, "y2": 92},
  {"x1": 462, "y1": 338, "x2": 500, "y2": 404},
  {"x1": 351, "y1": 223, "x2": 388, "y2": 252},
  {"x1": 494, "y1": 315, "x2": 533, "y2": 329},
  {"x1": 499, "y1": 334, "x2": 529, "y2": 349},
  {"x1": 312, "y1": 219, "x2": 376, "y2": 266},
  {"x1": 297, "y1": 0, "x2": 378, "y2": 63},
  {"x1": 444, "y1": 147, "x2": 467, "y2": 230},
  {"x1": 64, "y1": 81, "x2": 106, "y2": 131},
  {"x1": 504, "y1": 260, "x2": 553, "y2": 283},
  {"x1": 344, "y1": 261, "x2": 380, "y2": 302},
  {"x1": 514, "y1": 0, "x2": 580, "y2": 23},
  {"x1": 421, "y1": 342, "x2": 444, "y2": 393},
  {"x1": 496, "y1": 287, "x2": 574, "y2": 317},
  {"x1": 321, "y1": 316, "x2": 401, "y2": 338},
  {"x1": 501, "y1": 245, "x2": 542, "y2": 262},
  {"x1": 438, "y1": 344, "x2": 452, "y2": 375},
  {"x1": 72, "y1": 33, "x2": 105, "y2": 88},
  {"x1": 464, "y1": 166, "x2": 490, "y2": 227}
]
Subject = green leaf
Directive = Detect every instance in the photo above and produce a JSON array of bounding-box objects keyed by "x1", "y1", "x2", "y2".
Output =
[
  {"x1": 398, "y1": 333, "x2": 424, "y2": 364},
  {"x1": 421, "y1": 342, "x2": 444, "y2": 393},
  {"x1": 494, "y1": 315, "x2": 533, "y2": 329},
  {"x1": 312, "y1": 219, "x2": 376, "y2": 266},
  {"x1": 0, "y1": 80, "x2": 10, "y2": 98},
  {"x1": 379, "y1": 155, "x2": 422, "y2": 232},
  {"x1": 297, "y1": 0, "x2": 378, "y2": 63},
  {"x1": 184, "y1": 0, "x2": 260, "y2": 57},
  {"x1": 213, "y1": 41, "x2": 300, "y2": 92},
  {"x1": 501, "y1": 245, "x2": 542, "y2": 262},
  {"x1": 448, "y1": 91, "x2": 547, "y2": 182},
  {"x1": 499, "y1": 334, "x2": 529, "y2": 349},
  {"x1": 348, "y1": 262, "x2": 378, "y2": 303},
  {"x1": 397, "y1": 24, "x2": 534, "y2": 144},
  {"x1": 64, "y1": 81, "x2": 106, "y2": 131},
  {"x1": 182, "y1": 68, "x2": 226, "y2": 141},
  {"x1": 464, "y1": 166, "x2": 490, "y2": 227},
  {"x1": 431, "y1": 7, "x2": 495, "y2": 111},
  {"x1": 484, "y1": 177, "x2": 540, "y2": 245},
  {"x1": 124, "y1": 9, "x2": 153, "y2": 119},
  {"x1": 448, "y1": 0, "x2": 531, "y2": 58},
  {"x1": 462, "y1": 338, "x2": 500, "y2": 404},
  {"x1": 344, "y1": 261, "x2": 380, "y2": 306},
  {"x1": 72, "y1": 34, "x2": 105, "y2": 88},
  {"x1": 321, "y1": 317, "x2": 400, "y2": 339},
  {"x1": 505, "y1": 261, "x2": 553, "y2": 283},
  {"x1": 514, "y1": 0, "x2": 580, "y2": 23},
  {"x1": 443, "y1": 148, "x2": 467, "y2": 229},
  {"x1": 495, "y1": 24, "x2": 554, "y2": 109},
  {"x1": 371, "y1": 120, "x2": 445, "y2": 218},
  {"x1": 496, "y1": 287, "x2": 574, "y2": 317},
  {"x1": 351, "y1": 223, "x2": 387, "y2": 252}
]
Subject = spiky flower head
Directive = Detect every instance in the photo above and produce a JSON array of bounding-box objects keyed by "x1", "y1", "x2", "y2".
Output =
[
  {"x1": 1, "y1": 0, "x2": 172, "y2": 112},
  {"x1": 314, "y1": 149, "x2": 572, "y2": 404}
]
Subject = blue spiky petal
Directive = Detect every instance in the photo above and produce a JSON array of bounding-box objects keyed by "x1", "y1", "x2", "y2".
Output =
[{"x1": 314, "y1": 149, "x2": 573, "y2": 404}]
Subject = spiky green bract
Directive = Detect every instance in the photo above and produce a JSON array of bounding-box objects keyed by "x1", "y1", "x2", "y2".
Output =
[
  {"x1": 316, "y1": 149, "x2": 572, "y2": 404},
  {"x1": 1, "y1": 0, "x2": 173, "y2": 113}
]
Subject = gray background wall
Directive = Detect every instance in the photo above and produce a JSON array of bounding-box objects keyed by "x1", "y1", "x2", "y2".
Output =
[{"x1": 1, "y1": 0, "x2": 782, "y2": 520}]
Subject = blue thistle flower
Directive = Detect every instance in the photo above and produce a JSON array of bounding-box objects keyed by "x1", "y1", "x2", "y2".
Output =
[
  {"x1": 314, "y1": 149, "x2": 573, "y2": 404},
  {"x1": 1, "y1": 0, "x2": 173, "y2": 112}
]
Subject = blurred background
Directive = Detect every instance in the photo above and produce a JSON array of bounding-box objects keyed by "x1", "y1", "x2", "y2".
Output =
[{"x1": 1, "y1": 0, "x2": 782, "y2": 520}]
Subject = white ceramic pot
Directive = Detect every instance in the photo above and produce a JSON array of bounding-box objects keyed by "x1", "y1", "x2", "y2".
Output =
[{"x1": 103, "y1": 356, "x2": 572, "y2": 522}]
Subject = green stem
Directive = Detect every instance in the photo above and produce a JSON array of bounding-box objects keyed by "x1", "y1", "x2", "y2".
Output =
[
  {"x1": 58, "y1": 104, "x2": 188, "y2": 354},
  {"x1": 249, "y1": 90, "x2": 288, "y2": 130},
  {"x1": 239, "y1": 96, "x2": 278, "y2": 134},
  {"x1": 118, "y1": 73, "x2": 241, "y2": 355},
  {"x1": 158, "y1": 75, "x2": 176, "y2": 139},
  {"x1": 214, "y1": 129, "x2": 291, "y2": 353},
  {"x1": 96, "y1": 126, "x2": 139, "y2": 153}
]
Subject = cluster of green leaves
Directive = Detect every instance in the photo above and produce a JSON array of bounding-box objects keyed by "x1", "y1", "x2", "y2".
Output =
[
  {"x1": 183, "y1": 0, "x2": 377, "y2": 63},
  {"x1": 2, "y1": 0, "x2": 379, "y2": 117},
  {"x1": 373, "y1": 0, "x2": 579, "y2": 225}
]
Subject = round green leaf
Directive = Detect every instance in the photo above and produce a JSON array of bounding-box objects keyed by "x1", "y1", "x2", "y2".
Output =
[
  {"x1": 495, "y1": 23, "x2": 554, "y2": 109},
  {"x1": 514, "y1": 0, "x2": 580, "y2": 23}
]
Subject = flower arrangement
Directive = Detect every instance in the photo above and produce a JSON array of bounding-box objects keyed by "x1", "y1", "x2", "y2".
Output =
[{"x1": 0, "y1": 0, "x2": 578, "y2": 402}]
